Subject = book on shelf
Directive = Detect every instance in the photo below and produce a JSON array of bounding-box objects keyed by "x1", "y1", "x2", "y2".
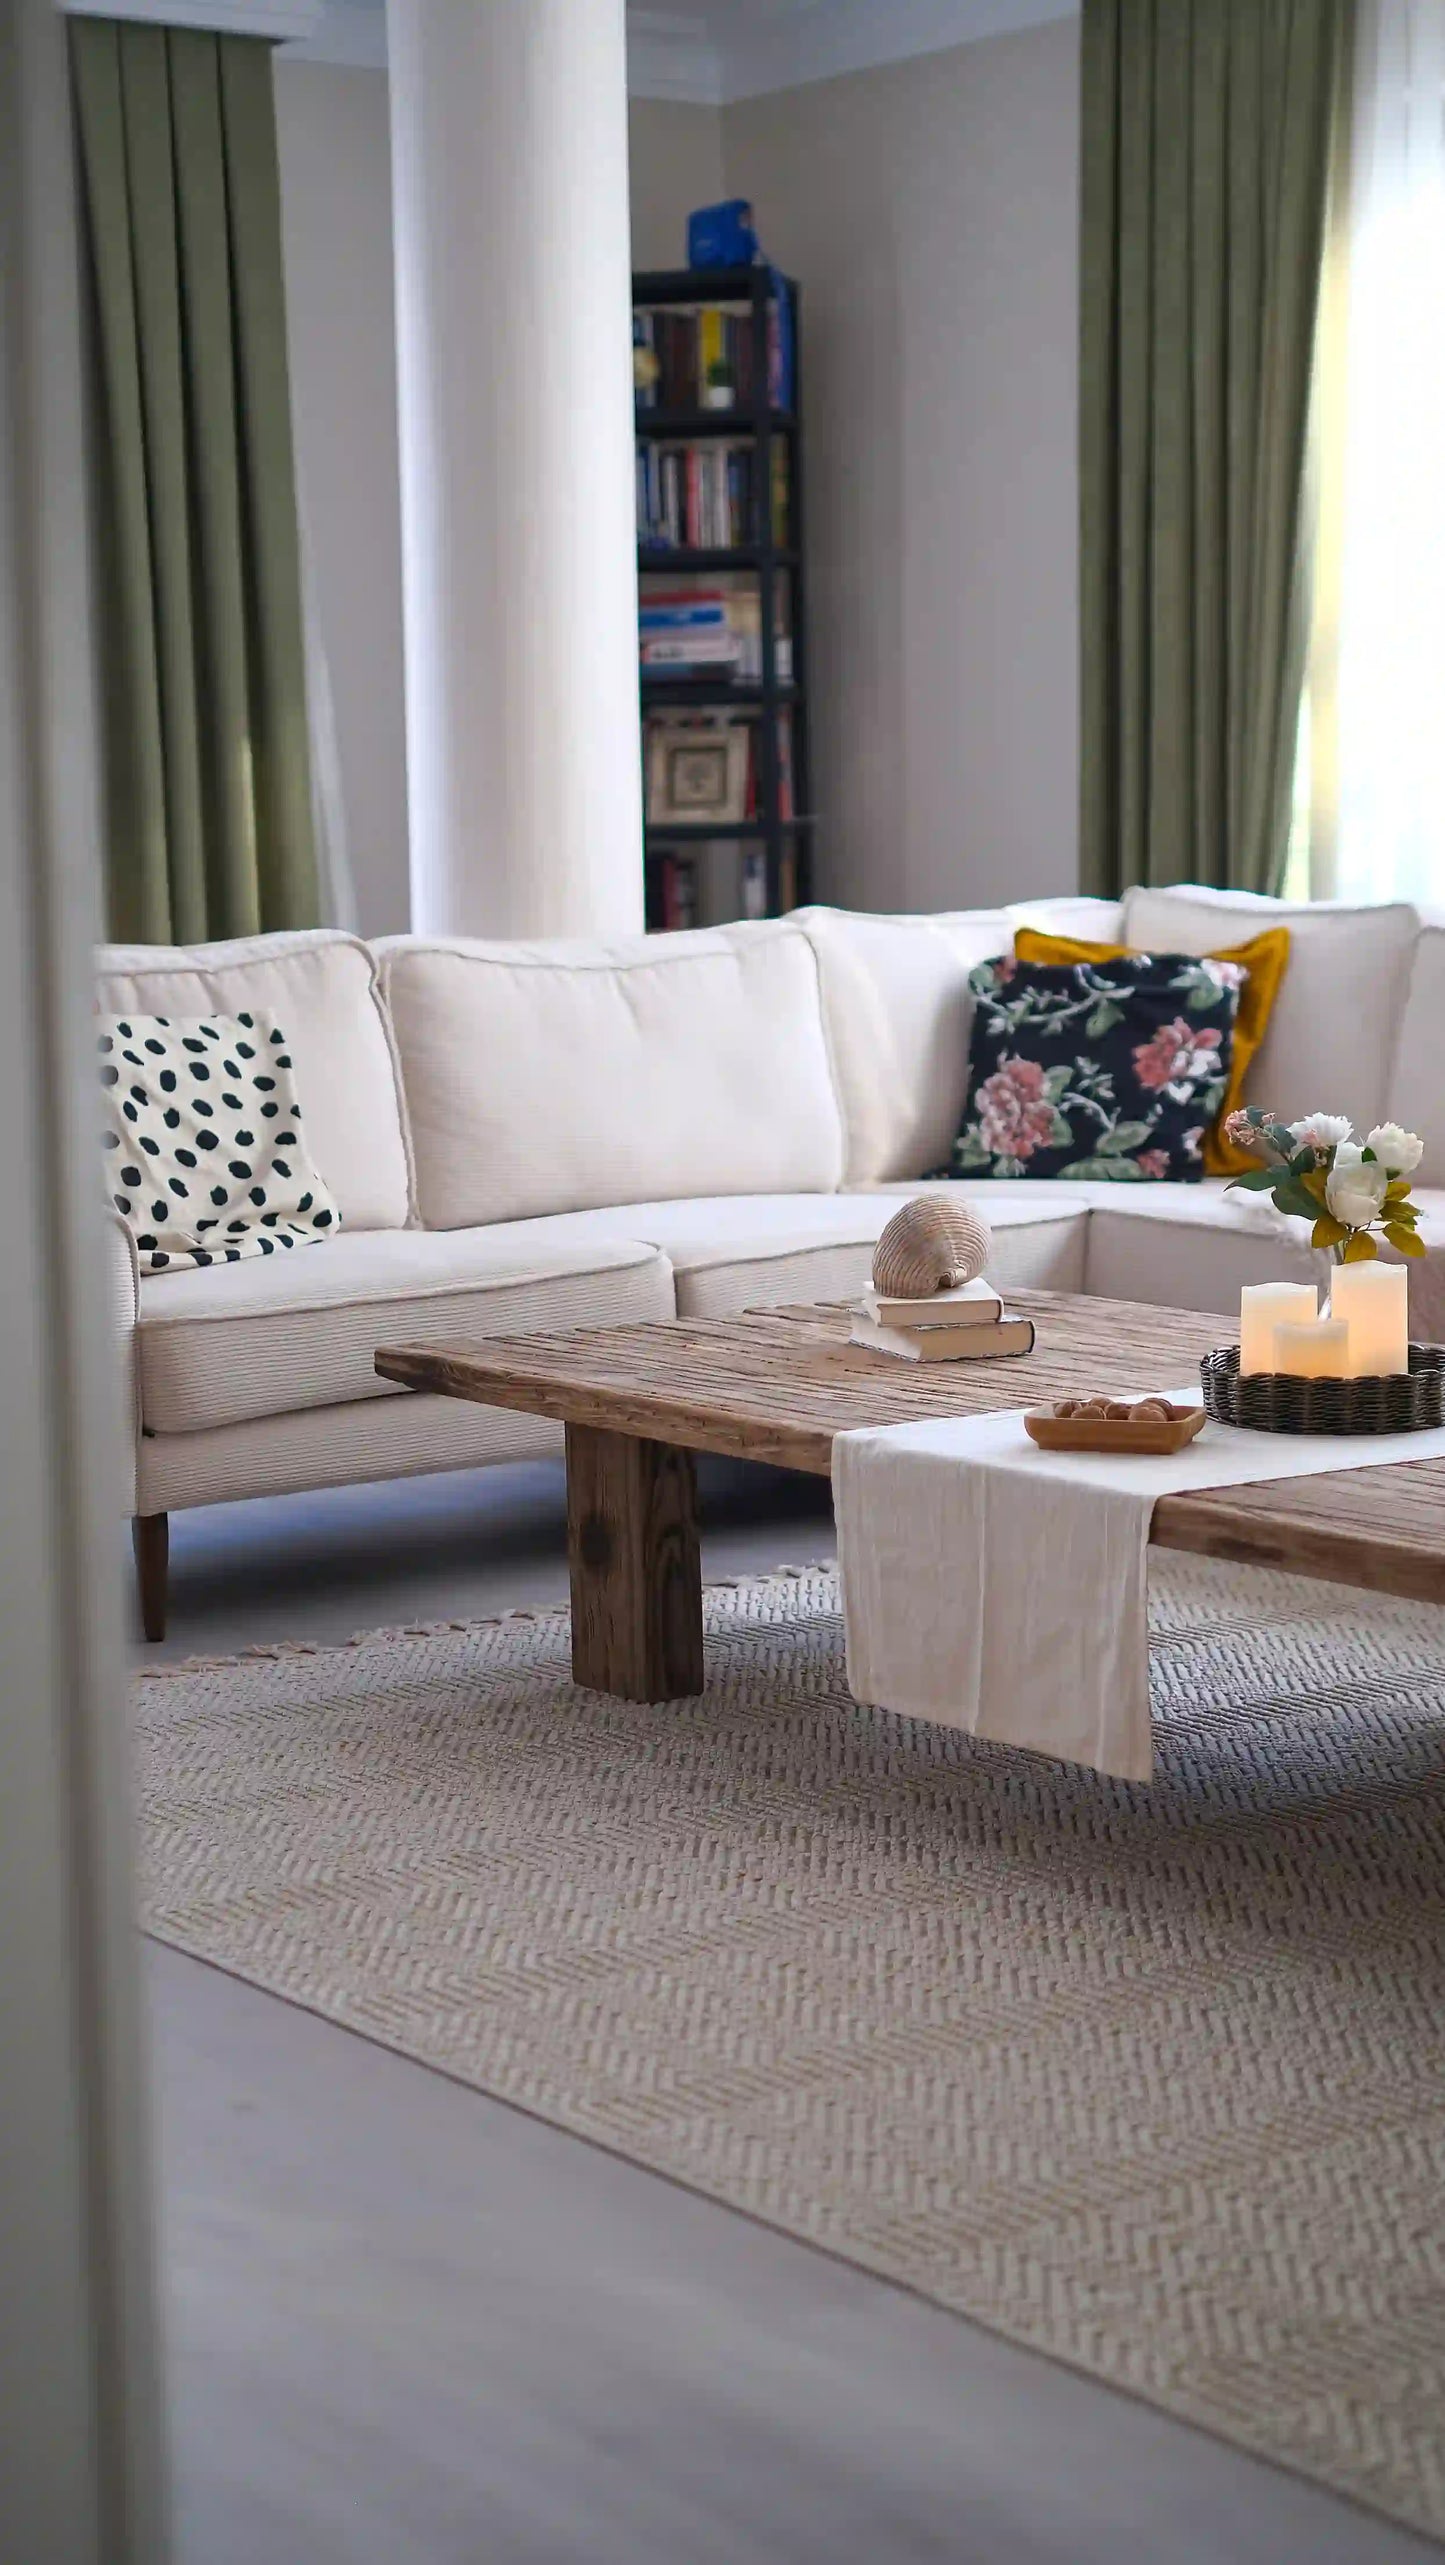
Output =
[
  {"x1": 647, "y1": 843, "x2": 768, "y2": 934},
  {"x1": 632, "y1": 280, "x2": 794, "y2": 414},
  {"x1": 861, "y1": 1277, "x2": 1003, "y2": 1330},
  {"x1": 850, "y1": 1310, "x2": 1036, "y2": 1363},
  {"x1": 636, "y1": 438, "x2": 789, "y2": 552},
  {"x1": 638, "y1": 581, "x2": 793, "y2": 686}
]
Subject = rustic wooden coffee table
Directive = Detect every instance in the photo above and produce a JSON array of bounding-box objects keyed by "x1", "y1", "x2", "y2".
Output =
[{"x1": 375, "y1": 1291, "x2": 1445, "y2": 1703}]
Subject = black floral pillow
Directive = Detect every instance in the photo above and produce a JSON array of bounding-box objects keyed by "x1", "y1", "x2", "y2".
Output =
[{"x1": 945, "y1": 955, "x2": 1240, "y2": 1182}]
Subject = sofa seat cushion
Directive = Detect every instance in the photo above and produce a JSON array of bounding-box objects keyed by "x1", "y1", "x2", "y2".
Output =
[
  {"x1": 97, "y1": 930, "x2": 411, "y2": 1231},
  {"x1": 378, "y1": 923, "x2": 844, "y2": 1228},
  {"x1": 1083, "y1": 1182, "x2": 1322, "y2": 1316},
  {"x1": 515, "y1": 1190, "x2": 1092, "y2": 1315},
  {"x1": 136, "y1": 1226, "x2": 674, "y2": 1434}
]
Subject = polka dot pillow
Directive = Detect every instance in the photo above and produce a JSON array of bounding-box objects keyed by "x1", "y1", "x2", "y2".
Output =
[{"x1": 100, "y1": 1011, "x2": 341, "y2": 1272}]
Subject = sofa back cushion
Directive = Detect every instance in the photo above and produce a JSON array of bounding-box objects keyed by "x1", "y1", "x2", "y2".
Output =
[
  {"x1": 794, "y1": 902, "x2": 1127, "y2": 1185},
  {"x1": 95, "y1": 931, "x2": 411, "y2": 1231},
  {"x1": 1122, "y1": 884, "x2": 1419, "y2": 1133},
  {"x1": 380, "y1": 923, "x2": 845, "y2": 1227},
  {"x1": 1385, "y1": 911, "x2": 1445, "y2": 1181},
  {"x1": 793, "y1": 907, "x2": 1011, "y2": 1182}
]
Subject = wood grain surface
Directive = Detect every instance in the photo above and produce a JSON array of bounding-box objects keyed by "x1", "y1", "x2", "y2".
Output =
[
  {"x1": 565, "y1": 1424, "x2": 703, "y2": 1699},
  {"x1": 376, "y1": 1294, "x2": 1445, "y2": 1606}
]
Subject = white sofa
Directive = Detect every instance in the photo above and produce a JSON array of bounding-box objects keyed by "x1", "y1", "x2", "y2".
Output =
[{"x1": 102, "y1": 880, "x2": 1445, "y2": 1635}]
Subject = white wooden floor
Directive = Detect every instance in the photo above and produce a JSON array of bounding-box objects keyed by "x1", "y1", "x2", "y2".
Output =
[{"x1": 142, "y1": 1459, "x2": 1440, "y2": 2565}]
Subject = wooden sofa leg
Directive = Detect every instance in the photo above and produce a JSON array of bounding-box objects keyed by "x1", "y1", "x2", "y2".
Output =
[{"x1": 133, "y1": 1513, "x2": 168, "y2": 1644}]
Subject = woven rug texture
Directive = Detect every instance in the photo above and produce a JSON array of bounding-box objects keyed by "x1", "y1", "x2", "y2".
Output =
[{"x1": 134, "y1": 1557, "x2": 1445, "y2": 2537}]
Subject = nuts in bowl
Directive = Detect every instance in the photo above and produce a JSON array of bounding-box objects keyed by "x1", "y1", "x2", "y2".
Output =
[{"x1": 1024, "y1": 1395, "x2": 1207, "y2": 1453}]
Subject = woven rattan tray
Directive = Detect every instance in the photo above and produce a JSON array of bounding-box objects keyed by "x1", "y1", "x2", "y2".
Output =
[{"x1": 1201, "y1": 1343, "x2": 1445, "y2": 1436}]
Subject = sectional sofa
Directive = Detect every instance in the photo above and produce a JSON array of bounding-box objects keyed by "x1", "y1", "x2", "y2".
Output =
[{"x1": 102, "y1": 880, "x2": 1445, "y2": 1635}]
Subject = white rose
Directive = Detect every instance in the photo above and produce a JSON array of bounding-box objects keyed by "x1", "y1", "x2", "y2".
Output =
[
  {"x1": 1325, "y1": 1142, "x2": 1389, "y2": 1231},
  {"x1": 1364, "y1": 1122, "x2": 1424, "y2": 1176},
  {"x1": 1288, "y1": 1113, "x2": 1353, "y2": 1152}
]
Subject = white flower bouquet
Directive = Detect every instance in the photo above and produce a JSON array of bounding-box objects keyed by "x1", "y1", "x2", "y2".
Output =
[{"x1": 1224, "y1": 1108, "x2": 1425, "y2": 1264}]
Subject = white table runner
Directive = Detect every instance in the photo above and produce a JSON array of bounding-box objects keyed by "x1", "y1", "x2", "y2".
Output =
[{"x1": 832, "y1": 1393, "x2": 1445, "y2": 1782}]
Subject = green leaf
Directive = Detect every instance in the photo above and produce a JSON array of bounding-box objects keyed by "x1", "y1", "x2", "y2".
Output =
[
  {"x1": 1048, "y1": 1109, "x2": 1072, "y2": 1146},
  {"x1": 1228, "y1": 1167, "x2": 1280, "y2": 1192},
  {"x1": 1057, "y1": 1156, "x2": 1148, "y2": 1181},
  {"x1": 1361, "y1": 1146, "x2": 1378, "y2": 1162},
  {"x1": 952, "y1": 1130, "x2": 991, "y2": 1170},
  {"x1": 1084, "y1": 1002, "x2": 1123, "y2": 1038},
  {"x1": 1041, "y1": 1064, "x2": 1073, "y2": 1103},
  {"x1": 1311, "y1": 1215, "x2": 1348, "y2": 1249},
  {"x1": 1287, "y1": 1146, "x2": 1318, "y2": 1174},
  {"x1": 1096, "y1": 1121, "x2": 1154, "y2": 1157},
  {"x1": 1184, "y1": 980, "x2": 1217, "y2": 1012},
  {"x1": 1385, "y1": 1222, "x2": 1426, "y2": 1259},
  {"x1": 1274, "y1": 1179, "x2": 1323, "y2": 1223},
  {"x1": 1341, "y1": 1230, "x2": 1379, "y2": 1262}
]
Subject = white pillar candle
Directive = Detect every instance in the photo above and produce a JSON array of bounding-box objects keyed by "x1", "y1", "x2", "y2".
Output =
[
  {"x1": 1328, "y1": 1259, "x2": 1410, "y2": 1377},
  {"x1": 1273, "y1": 1318, "x2": 1350, "y2": 1377},
  {"x1": 1239, "y1": 1281, "x2": 1317, "y2": 1374}
]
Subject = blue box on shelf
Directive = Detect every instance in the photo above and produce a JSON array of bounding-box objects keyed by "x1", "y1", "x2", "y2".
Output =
[{"x1": 687, "y1": 200, "x2": 760, "y2": 269}]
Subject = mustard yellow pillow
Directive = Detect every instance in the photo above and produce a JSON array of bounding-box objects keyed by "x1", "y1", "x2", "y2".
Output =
[{"x1": 1012, "y1": 927, "x2": 1291, "y2": 1176}]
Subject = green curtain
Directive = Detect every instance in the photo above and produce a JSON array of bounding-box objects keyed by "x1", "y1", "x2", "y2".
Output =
[
  {"x1": 69, "y1": 17, "x2": 317, "y2": 943},
  {"x1": 1079, "y1": 0, "x2": 1353, "y2": 901}
]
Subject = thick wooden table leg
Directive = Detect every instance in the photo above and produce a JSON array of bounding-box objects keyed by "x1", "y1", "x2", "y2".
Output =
[{"x1": 565, "y1": 1424, "x2": 704, "y2": 1701}]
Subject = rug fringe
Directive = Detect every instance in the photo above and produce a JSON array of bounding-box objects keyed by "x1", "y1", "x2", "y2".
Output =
[{"x1": 134, "y1": 1562, "x2": 841, "y2": 1679}]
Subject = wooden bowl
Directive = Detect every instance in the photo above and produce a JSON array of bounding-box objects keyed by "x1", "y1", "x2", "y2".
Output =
[{"x1": 1024, "y1": 1401, "x2": 1207, "y2": 1455}]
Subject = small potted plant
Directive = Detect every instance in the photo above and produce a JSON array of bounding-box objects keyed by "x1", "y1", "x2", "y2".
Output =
[
  {"x1": 703, "y1": 357, "x2": 735, "y2": 411},
  {"x1": 1224, "y1": 1107, "x2": 1425, "y2": 1263}
]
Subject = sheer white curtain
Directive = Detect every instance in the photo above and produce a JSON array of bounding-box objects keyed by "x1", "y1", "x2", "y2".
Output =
[{"x1": 1322, "y1": 0, "x2": 1445, "y2": 903}]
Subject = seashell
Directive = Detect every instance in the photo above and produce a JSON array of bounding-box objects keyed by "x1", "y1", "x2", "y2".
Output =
[{"x1": 871, "y1": 1193, "x2": 993, "y2": 1299}]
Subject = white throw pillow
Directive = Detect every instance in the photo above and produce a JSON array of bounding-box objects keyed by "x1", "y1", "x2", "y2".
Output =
[{"x1": 100, "y1": 1010, "x2": 341, "y2": 1272}]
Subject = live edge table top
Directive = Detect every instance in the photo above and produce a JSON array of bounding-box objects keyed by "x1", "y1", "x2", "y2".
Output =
[{"x1": 375, "y1": 1291, "x2": 1445, "y2": 1609}]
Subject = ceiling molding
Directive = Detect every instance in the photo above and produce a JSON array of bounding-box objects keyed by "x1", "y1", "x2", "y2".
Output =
[
  {"x1": 61, "y1": 1, "x2": 1079, "y2": 98},
  {"x1": 279, "y1": 0, "x2": 386, "y2": 70},
  {"x1": 627, "y1": 7, "x2": 723, "y2": 104},
  {"x1": 709, "y1": 1, "x2": 1079, "y2": 105},
  {"x1": 61, "y1": 0, "x2": 326, "y2": 39}
]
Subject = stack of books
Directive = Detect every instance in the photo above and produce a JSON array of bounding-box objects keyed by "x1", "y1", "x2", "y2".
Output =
[
  {"x1": 850, "y1": 1276, "x2": 1035, "y2": 1362},
  {"x1": 639, "y1": 582, "x2": 792, "y2": 685},
  {"x1": 639, "y1": 589, "x2": 739, "y2": 675}
]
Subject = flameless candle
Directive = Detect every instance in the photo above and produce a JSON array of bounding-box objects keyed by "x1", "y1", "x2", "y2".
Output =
[
  {"x1": 1328, "y1": 1260, "x2": 1409, "y2": 1377},
  {"x1": 1272, "y1": 1317, "x2": 1350, "y2": 1378},
  {"x1": 1239, "y1": 1281, "x2": 1317, "y2": 1374}
]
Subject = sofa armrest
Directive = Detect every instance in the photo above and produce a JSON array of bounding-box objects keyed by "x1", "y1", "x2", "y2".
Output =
[{"x1": 106, "y1": 1210, "x2": 140, "y2": 1513}]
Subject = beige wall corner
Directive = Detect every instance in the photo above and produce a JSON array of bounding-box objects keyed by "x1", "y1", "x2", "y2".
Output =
[
  {"x1": 722, "y1": 17, "x2": 1081, "y2": 915},
  {"x1": 628, "y1": 98, "x2": 726, "y2": 270}
]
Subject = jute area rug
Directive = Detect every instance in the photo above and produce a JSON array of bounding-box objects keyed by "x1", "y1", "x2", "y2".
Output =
[{"x1": 135, "y1": 1556, "x2": 1445, "y2": 2539}]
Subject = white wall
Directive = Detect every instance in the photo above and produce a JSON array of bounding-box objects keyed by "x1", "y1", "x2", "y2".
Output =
[
  {"x1": 724, "y1": 18, "x2": 1081, "y2": 913},
  {"x1": 273, "y1": 36, "x2": 1081, "y2": 928}
]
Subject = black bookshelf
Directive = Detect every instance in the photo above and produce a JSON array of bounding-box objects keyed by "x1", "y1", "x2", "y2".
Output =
[{"x1": 634, "y1": 263, "x2": 812, "y2": 928}]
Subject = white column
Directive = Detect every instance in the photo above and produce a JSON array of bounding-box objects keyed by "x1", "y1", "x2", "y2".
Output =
[{"x1": 388, "y1": 0, "x2": 643, "y2": 939}]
